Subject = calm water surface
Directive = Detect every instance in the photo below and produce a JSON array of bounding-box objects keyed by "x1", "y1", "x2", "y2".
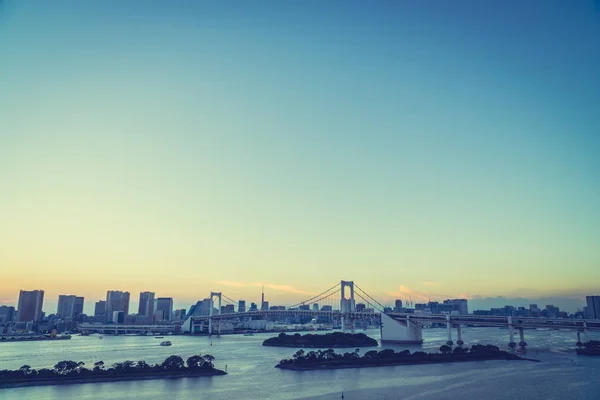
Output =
[{"x1": 1, "y1": 328, "x2": 599, "y2": 399}]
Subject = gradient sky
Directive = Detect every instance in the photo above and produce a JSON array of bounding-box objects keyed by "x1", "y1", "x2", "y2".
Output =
[{"x1": 1, "y1": 1, "x2": 599, "y2": 314}]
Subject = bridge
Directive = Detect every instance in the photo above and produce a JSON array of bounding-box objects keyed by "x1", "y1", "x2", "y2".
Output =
[
  {"x1": 79, "y1": 323, "x2": 180, "y2": 335},
  {"x1": 181, "y1": 280, "x2": 600, "y2": 348}
]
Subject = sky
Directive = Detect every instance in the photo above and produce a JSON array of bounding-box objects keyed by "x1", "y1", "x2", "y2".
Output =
[{"x1": 1, "y1": 1, "x2": 599, "y2": 314}]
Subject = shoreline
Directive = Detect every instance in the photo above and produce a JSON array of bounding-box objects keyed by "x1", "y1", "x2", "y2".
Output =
[
  {"x1": 0, "y1": 369, "x2": 227, "y2": 389},
  {"x1": 277, "y1": 355, "x2": 539, "y2": 371}
]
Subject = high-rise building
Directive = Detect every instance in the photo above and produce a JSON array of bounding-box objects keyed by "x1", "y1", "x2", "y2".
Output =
[
  {"x1": 586, "y1": 296, "x2": 600, "y2": 319},
  {"x1": 394, "y1": 299, "x2": 403, "y2": 312},
  {"x1": 222, "y1": 304, "x2": 235, "y2": 314},
  {"x1": 74, "y1": 297, "x2": 84, "y2": 317},
  {"x1": 312, "y1": 303, "x2": 319, "y2": 311},
  {"x1": 17, "y1": 290, "x2": 44, "y2": 322},
  {"x1": 105, "y1": 291, "x2": 130, "y2": 322},
  {"x1": 442, "y1": 299, "x2": 469, "y2": 315},
  {"x1": 156, "y1": 297, "x2": 173, "y2": 321},
  {"x1": 94, "y1": 301, "x2": 106, "y2": 320},
  {"x1": 0, "y1": 306, "x2": 16, "y2": 323},
  {"x1": 238, "y1": 300, "x2": 246, "y2": 313},
  {"x1": 57, "y1": 295, "x2": 84, "y2": 319},
  {"x1": 356, "y1": 303, "x2": 366, "y2": 312},
  {"x1": 261, "y1": 301, "x2": 269, "y2": 311},
  {"x1": 138, "y1": 292, "x2": 155, "y2": 322},
  {"x1": 249, "y1": 302, "x2": 258, "y2": 312}
]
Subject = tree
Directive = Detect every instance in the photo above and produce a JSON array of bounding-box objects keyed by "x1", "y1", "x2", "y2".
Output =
[
  {"x1": 136, "y1": 360, "x2": 151, "y2": 370},
  {"x1": 292, "y1": 350, "x2": 305, "y2": 360},
  {"x1": 162, "y1": 355, "x2": 185, "y2": 370},
  {"x1": 93, "y1": 361, "x2": 105, "y2": 372},
  {"x1": 439, "y1": 345, "x2": 452, "y2": 354},
  {"x1": 54, "y1": 360, "x2": 79, "y2": 375},
  {"x1": 186, "y1": 355, "x2": 204, "y2": 370},
  {"x1": 19, "y1": 365, "x2": 32, "y2": 376},
  {"x1": 364, "y1": 350, "x2": 379, "y2": 359},
  {"x1": 202, "y1": 355, "x2": 215, "y2": 368}
]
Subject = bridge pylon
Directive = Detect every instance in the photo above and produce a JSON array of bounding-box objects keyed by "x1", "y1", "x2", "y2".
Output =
[
  {"x1": 340, "y1": 280, "x2": 356, "y2": 333},
  {"x1": 209, "y1": 292, "x2": 222, "y2": 336}
]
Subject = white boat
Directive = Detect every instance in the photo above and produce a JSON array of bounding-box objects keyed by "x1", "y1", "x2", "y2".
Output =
[{"x1": 160, "y1": 341, "x2": 172, "y2": 346}]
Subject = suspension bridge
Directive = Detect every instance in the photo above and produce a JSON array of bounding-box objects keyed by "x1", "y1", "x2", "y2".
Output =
[{"x1": 180, "y1": 280, "x2": 600, "y2": 347}]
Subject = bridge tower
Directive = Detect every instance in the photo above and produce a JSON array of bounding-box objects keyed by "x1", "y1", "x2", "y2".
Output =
[
  {"x1": 340, "y1": 280, "x2": 356, "y2": 333},
  {"x1": 209, "y1": 292, "x2": 222, "y2": 336}
]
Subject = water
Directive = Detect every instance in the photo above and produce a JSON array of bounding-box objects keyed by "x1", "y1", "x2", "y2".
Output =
[{"x1": 1, "y1": 328, "x2": 599, "y2": 399}]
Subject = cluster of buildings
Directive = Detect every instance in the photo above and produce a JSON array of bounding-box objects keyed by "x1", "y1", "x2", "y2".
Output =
[{"x1": 2, "y1": 289, "x2": 599, "y2": 335}]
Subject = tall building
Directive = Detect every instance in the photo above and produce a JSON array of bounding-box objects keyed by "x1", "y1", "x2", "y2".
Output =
[
  {"x1": 105, "y1": 291, "x2": 130, "y2": 322},
  {"x1": 57, "y1": 295, "x2": 84, "y2": 319},
  {"x1": 394, "y1": 299, "x2": 403, "y2": 312},
  {"x1": 586, "y1": 296, "x2": 600, "y2": 319},
  {"x1": 312, "y1": 303, "x2": 319, "y2": 311},
  {"x1": 261, "y1": 301, "x2": 269, "y2": 311},
  {"x1": 17, "y1": 290, "x2": 44, "y2": 322},
  {"x1": 156, "y1": 297, "x2": 173, "y2": 321},
  {"x1": 0, "y1": 306, "x2": 16, "y2": 323},
  {"x1": 74, "y1": 297, "x2": 84, "y2": 317},
  {"x1": 138, "y1": 292, "x2": 155, "y2": 322},
  {"x1": 238, "y1": 300, "x2": 246, "y2": 313},
  {"x1": 443, "y1": 299, "x2": 469, "y2": 315},
  {"x1": 94, "y1": 300, "x2": 106, "y2": 320}
]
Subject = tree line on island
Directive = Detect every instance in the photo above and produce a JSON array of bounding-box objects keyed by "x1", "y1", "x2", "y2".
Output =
[
  {"x1": 0, "y1": 354, "x2": 222, "y2": 387},
  {"x1": 263, "y1": 332, "x2": 378, "y2": 348},
  {"x1": 277, "y1": 344, "x2": 534, "y2": 369}
]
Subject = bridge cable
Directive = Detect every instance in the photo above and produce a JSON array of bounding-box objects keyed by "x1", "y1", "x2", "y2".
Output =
[
  {"x1": 353, "y1": 284, "x2": 387, "y2": 312},
  {"x1": 287, "y1": 282, "x2": 341, "y2": 309}
]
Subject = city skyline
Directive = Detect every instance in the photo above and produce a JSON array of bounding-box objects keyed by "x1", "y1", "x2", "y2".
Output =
[{"x1": 1, "y1": 2, "x2": 599, "y2": 309}]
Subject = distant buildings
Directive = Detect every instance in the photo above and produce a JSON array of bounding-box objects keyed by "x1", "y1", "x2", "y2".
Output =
[
  {"x1": 249, "y1": 302, "x2": 258, "y2": 312},
  {"x1": 586, "y1": 296, "x2": 600, "y2": 319},
  {"x1": 57, "y1": 295, "x2": 84, "y2": 319},
  {"x1": 17, "y1": 290, "x2": 44, "y2": 322},
  {"x1": 94, "y1": 300, "x2": 106, "y2": 321},
  {"x1": 238, "y1": 300, "x2": 246, "y2": 313},
  {"x1": 394, "y1": 299, "x2": 403, "y2": 312},
  {"x1": 105, "y1": 291, "x2": 130, "y2": 323},
  {"x1": 312, "y1": 303, "x2": 319, "y2": 312},
  {"x1": 261, "y1": 301, "x2": 270, "y2": 311},
  {"x1": 138, "y1": 292, "x2": 155, "y2": 323},
  {"x1": 0, "y1": 306, "x2": 16, "y2": 323},
  {"x1": 156, "y1": 297, "x2": 173, "y2": 321}
]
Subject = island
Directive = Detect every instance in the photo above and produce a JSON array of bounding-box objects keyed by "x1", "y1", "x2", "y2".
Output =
[
  {"x1": 263, "y1": 332, "x2": 378, "y2": 348},
  {"x1": 0, "y1": 354, "x2": 226, "y2": 389},
  {"x1": 576, "y1": 340, "x2": 600, "y2": 356},
  {"x1": 276, "y1": 344, "x2": 538, "y2": 370}
]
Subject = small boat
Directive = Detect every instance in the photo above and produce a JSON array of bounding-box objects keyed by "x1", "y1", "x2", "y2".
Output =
[
  {"x1": 243, "y1": 332, "x2": 255, "y2": 336},
  {"x1": 160, "y1": 341, "x2": 172, "y2": 346},
  {"x1": 155, "y1": 336, "x2": 164, "y2": 339},
  {"x1": 98, "y1": 335, "x2": 103, "y2": 339}
]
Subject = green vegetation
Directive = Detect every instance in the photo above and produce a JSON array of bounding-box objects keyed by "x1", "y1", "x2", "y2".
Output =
[
  {"x1": 263, "y1": 332, "x2": 378, "y2": 348},
  {"x1": 277, "y1": 344, "x2": 535, "y2": 370},
  {"x1": 0, "y1": 354, "x2": 224, "y2": 388}
]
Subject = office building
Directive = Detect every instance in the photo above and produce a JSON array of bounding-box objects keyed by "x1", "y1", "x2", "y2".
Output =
[
  {"x1": 173, "y1": 309, "x2": 187, "y2": 322},
  {"x1": 222, "y1": 304, "x2": 235, "y2": 314},
  {"x1": 57, "y1": 295, "x2": 84, "y2": 319},
  {"x1": 105, "y1": 291, "x2": 130, "y2": 322},
  {"x1": 249, "y1": 302, "x2": 258, "y2": 312},
  {"x1": 261, "y1": 301, "x2": 269, "y2": 311},
  {"x1": 312, "y1": 303, "x2": 319, "y2": 312},
  {"x1": 442, "y1": 299, "x2": 469, "y2": 315},
  {"x1": 394, "y1": 299, "x2": 403, "y2": 312},
  {"x1": 94, "y1": 300, "x2": 106, "y2": 320},
  {"x1": 17, "y1": 290, "x2": 44, "y2": 322},
  {"x1": 156, "y1": 297, "x2": 173, "y2": 321},
  {"x1": 356, "y1": 303, "x2": 366, "y2": 312},
  {"x1": 0, "y1": 305, "x2": 16, "y2": 323},
  {"x1": 138, "y1": 292, "x2": 155, "y2": 321},
  {"x1": 586, "y1": 296, "x2": 600, "y2": 319},
  {"x1": 238, "y1": 300, "x2": 246, "y2": 313}
]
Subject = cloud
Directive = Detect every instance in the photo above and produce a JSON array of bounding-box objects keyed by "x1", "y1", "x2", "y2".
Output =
[
  {"x1": 421, "y1": 281, "x2": 440, "y2": 287},
  {"x1": 211, "y1": 280, "x2": 315, "y2": 296}
]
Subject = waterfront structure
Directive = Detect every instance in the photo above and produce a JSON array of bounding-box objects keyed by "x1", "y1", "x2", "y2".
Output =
[
  {"x1": 0, "y1": 305, "x2": 16, "y2": 323},
  {"x1": 57, "y1": 295, "x2": 84, "y2": 319},
  {"x1": 586, "y1": 296, "x2": 600, "y2": 319},
  {"x1": 156, "y1": 297, "x2": 173, "y2": 321},
  {"x1": 17, "y1": 290, "x2": 44, "y2": 322},
  {"x1": 105, "y1": 291, "x2": 130, "y2": 323},
  {"x1": 238, "y1": 300, "x2": 246, "y2": 313},
  {"x1": 138, "y1": 292, "x2": 155, "y2": 322}
]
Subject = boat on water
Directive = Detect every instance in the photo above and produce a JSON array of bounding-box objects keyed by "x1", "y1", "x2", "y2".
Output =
[
  {"x1": 155, "y1": 336, "x2": 164, "y2": 339},
  {"x1": 98, "y1": 335, "x2": 103, "y2": 339},
  {"x1": 160, "y1": 341, "x2": 172, "y2": 346},
  {"x1": 243, "y1": 332, "x2": 255, "y2": 336}
]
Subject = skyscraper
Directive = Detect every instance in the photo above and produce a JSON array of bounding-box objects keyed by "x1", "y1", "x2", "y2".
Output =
[
  {"x1": 394, "y1": 299, "x2": 403, "y2": 312},
  {"x1": 238, "y1": 300, "x2": 246, "y2": 313},
  {"x1": 156, "y1": 297, "x2": 173, "y2": 321},
  {"x1": 138, "y1": 292, "x2": 155, "y2": 322},
  {"x1": 105, "y1": 291, "x2": 130, "y2": 322},
  {"x1": 0, "y1": 306, "x2": 16, "y2": 323},
  {"x1": 17, "y1": 290, "x2": 44, "y2": 322},
  {"x1": 94, "y1": 300, "x2": 106, "y2": 321},
  {"x1": 57, "y1": 295, "x2": 84, "y2": 319},
  {"x1": 586, "y1": 296, "x2": 600, "y2": 319}
]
